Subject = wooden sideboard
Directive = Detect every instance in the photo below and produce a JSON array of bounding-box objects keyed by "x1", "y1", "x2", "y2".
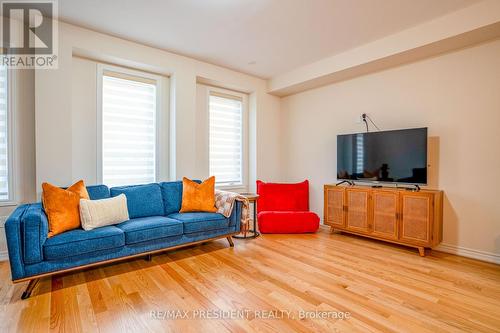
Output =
[{"x1": 324, "y1": 185, "x2": 443, "y2": 256}]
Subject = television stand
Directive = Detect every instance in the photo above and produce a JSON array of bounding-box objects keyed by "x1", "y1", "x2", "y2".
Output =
[
  {"x1": 336, "y1": 180, "x2": 354, "y2": 186},
  {"x1": 324, "y1": 184, "x2": 443, "y2": 256}
]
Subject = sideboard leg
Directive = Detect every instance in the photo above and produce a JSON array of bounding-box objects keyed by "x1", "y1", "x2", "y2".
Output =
[
  {"x1": 226, "y1": 236, "x2": 234, "y2": 247},
  {"x1": 418, "y1": 247, "x2": 425, "y2": 257},
  {"x1": 21, "y1": 278, "x2": 40, "y2": 300}
]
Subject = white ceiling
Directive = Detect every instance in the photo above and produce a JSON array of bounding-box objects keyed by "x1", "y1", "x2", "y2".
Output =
[{"x1": 59, "y1": 0, "x2": 478, "y2": 79}]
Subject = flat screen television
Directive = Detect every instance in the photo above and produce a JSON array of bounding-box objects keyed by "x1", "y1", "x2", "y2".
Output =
[{"x1": 337, "y1": 127, "x2": 427, "y2": 185}]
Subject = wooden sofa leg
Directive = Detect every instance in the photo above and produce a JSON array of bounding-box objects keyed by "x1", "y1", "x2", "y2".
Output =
[
  {"x1": 21, "y1": 278, "x2": 40, "y2": 300},
  {"x1": 145, "y1": 254, "x2": 153, "y2": 261},
  {"x1": 226, "y1": 236, "x2": 234, "y2": 247}
]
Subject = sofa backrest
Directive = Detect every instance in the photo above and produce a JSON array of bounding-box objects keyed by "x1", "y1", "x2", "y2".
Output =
[
  {"x1": 50, "y1": 181, "x2": 202, "y2": 219},
  {"x1": 256, "y1": 180, "x2": 310, "y2": 213},
  {"x1": 159, "y1": 181, "x2": 183, "y2": 215},
  {"x1": 86, "y1": 185, "x2": 110, "y2": 200},
  {"x1": 159, "y1": 180, "x2": 202, "y2": 215},
  {"x1": 110, "y1": 183, "x2": 165, "y2": 218}
]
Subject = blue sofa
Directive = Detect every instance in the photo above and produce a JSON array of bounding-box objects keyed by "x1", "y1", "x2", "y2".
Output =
[{"x1": 5, "y1": 181, "x2": 241, "y2": 299}]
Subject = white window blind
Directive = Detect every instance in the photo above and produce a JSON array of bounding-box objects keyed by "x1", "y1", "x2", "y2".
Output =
[
  {"x1": 209, "y1": 93, "x2": 243, "y2": 186},
  {"x1": 0, "y1": 66, "x2": 9, "y2": 200},
  {"x1": 102, "y1": 73, "x2": 157, "y2": 187}
]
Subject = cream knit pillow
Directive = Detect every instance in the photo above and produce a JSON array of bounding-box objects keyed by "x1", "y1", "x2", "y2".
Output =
[{"x1": 79, "y1": 194, "x2": 129, "y2": 231}]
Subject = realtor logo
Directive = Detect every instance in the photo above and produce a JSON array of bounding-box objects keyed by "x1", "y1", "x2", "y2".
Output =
[{"x1": 1, "y1": 0, "x2": 58, "y2": 68}]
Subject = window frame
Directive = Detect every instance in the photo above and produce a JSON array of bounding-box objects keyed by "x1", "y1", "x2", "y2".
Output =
[
  {"x1": 0, "y1": 66, "x2": 16, "y2": 206},
  {"x1": 96, "y1": 63, "x2": 163, "y2": 186},
  {"x1": 207, "y1": 86, "x2": 249, "y2": 191}
]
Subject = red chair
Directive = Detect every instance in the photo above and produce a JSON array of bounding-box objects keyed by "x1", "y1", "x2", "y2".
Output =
[{"x1": 256, "y1": 180, "x2": 320, "y2": 234}]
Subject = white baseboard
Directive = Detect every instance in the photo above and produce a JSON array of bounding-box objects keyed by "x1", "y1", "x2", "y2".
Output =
[
  {"x1": 433, "y1": 243, "x2": 500, "y2": 265},
  {"x1": 0, "y1": 250, "x2": 7, "y2": 261}
]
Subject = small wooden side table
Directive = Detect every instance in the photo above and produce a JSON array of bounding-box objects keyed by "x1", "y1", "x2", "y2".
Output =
[{"x1": 233, "y1": 193, "x2": 260, "y2": 239}]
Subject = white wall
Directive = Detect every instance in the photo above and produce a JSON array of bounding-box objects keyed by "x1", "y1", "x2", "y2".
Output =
[
  {"x1": 71, "y1": 57, "x2": 98, "y2": 184},
  {"x1": 281, "y1": 39, "x2": 500, "y2": 258},
  {"x1": 35, "y1": 22, "x2": 282, "y2": 194}
]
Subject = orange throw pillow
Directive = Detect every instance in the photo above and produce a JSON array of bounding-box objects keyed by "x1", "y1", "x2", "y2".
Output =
[
  {"x1": 180, "y1": 177, "x2": 217, "y2": 213},
  {"x1": 42, "y1": 180, "x2": 90, "y2": 237},
  {"x1": 66, "y1": 180, "x2": 90, "y2": 200}
]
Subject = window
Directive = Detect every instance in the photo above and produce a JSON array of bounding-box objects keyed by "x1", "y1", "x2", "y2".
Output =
[
  {"x1": 0, "y1": 66, "x2": 10, "y2": 201},
  {"x1": 99, "y1": 67, "x2": 159, "y2": 187},
  {"x1": 209, "y1": 91, "x2": 246, "y2": 187}
]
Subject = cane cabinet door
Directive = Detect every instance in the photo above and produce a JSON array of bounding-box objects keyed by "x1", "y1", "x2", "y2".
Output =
[
  {"x1": 399, "y1": 192, "x2": 434, "y2": 245},
  {"x1": 345, "y1": 188, "x2": 371, "y2": 233},
  {"x1": 325, "y1": 186, "x2": 345, "y2": 227},
  {"x1": 371, "y1": 190, "x2": 399, "y2": 240}
]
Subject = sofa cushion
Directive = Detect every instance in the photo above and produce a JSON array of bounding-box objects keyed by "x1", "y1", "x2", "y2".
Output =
[
  {"x1": 168, "y1": 212, "x2": 229, "y2": 234},
  {"x1": 160, "y1": 180, "x2": 201, "y2": 215},
  {"x1": 257, "y1": 211, "x2": 319, "y2": 234},
  {"x1": 87, "y1": 185, "x2": 110, "y2": 200},
  {"x1": 159, "y1": 181, "x2": 183, "y2": 215},
  {"x1": 110, "y1": 183, "x2": 164, "y2": 218},
  {"x1": 116, "y1": 216, "x2": 183, "y2": 244},
  {"x1": 43, "y1": 226, "x2": 125, "y2": 260}
]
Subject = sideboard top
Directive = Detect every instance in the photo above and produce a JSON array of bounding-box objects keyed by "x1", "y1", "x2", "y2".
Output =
[{"x1": 324, "y1": 184, "x2": 442, "y2": 193}]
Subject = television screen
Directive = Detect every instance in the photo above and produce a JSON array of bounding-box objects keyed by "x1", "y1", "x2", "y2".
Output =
[{"x1": 337, "y1": 128, "x2": 427, "y2": 184}]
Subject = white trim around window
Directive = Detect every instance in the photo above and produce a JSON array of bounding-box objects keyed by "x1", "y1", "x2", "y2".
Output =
[
  {"x1": 0, "y1": 66, "x2": 16, "y2": 206},
  {"x1": 96, "y1": 64, "x2": 166, "y2": 187},
  {"x1": 206, "y1": 86, "x2": 249, "y2": 191}
]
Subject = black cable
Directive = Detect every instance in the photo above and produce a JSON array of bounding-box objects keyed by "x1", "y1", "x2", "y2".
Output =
[
  {"x1": 366, "y1": 115, "x2": 381, "y2": 131},
  {"x1": 363, "y1": 118, "x2": 369, "y2": 132}
]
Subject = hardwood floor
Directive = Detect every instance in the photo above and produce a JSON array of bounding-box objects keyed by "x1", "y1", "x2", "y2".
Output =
[{"x1": 1, "y1": 226, "x2": 499, "y2": 332}]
